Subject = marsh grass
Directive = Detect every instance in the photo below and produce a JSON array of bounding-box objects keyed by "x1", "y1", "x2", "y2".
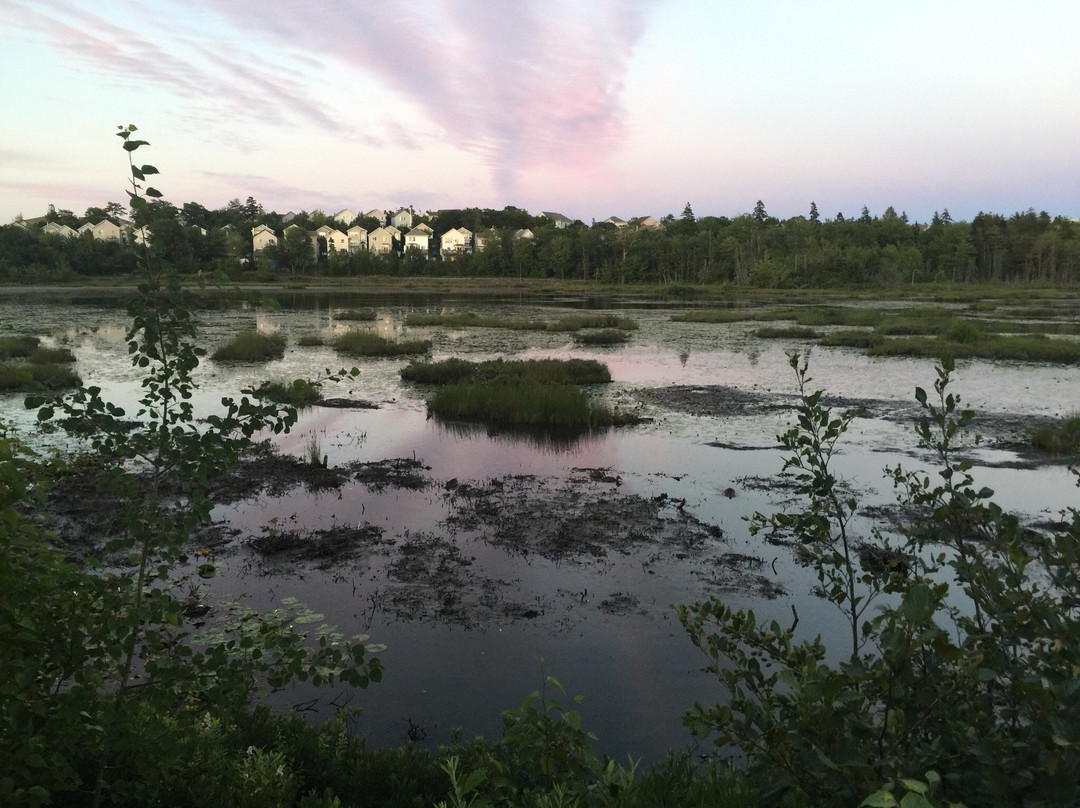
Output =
[
  {"x1": 754, "y1": 326, "x2": 820, "y2": 339},
  {"x1": 334, "y1": 308, "x2": 377, "y2": 321},
  {"x1": 400, "y1": 358, "x2": 477, "y2": 384},
  {"x1": 1030, "y1": 414, "x2": 1080, "y2": 455},
  {"x1": 28, "y1": 346, "x2": 76, "y2": 364},
  {"x1": 0, "y1": 361, "x2": 82, "y2": 392},
  {"x1": 0, "y1": 335, "x2": 41, "y2": 359},
  {"x1": 304, "y1": 435, "x2": 324, "y2": 466},
  {"x1": 672, "y1": 309, "x2": 755, "y2": 323},
  {"x1": 401, "y1": 357, "x2": 612, "y2": 386},
  {"x1": 332, "y1": 329, "x2": 431, "y2": 356},
  {"x1": 574, "y1": 328, "x2": 631, "y2": 345},
  {"x1": 547, "y1": 314, "x2": 638, "y2": 331},
  {"x1": 427, "y1": 380, "x2": 619, "y2": 427},
  {"x1": 255, "y1": 378, "x2": 323, "y2": 408},
  {"x1": 404, "y1": 312, "x2": 545, "y2": 330},
  {"x1": 211, "y1": 330, "x2": 286, "y2": 362},
  {"x1": 867, "y1": 333, "x2": 1080, "y2": 363},
  {"x1": 820, "y1": 330, "x2": 884, "y2": 349},
  {"x1": 297, "y1": 335, "x2": 325, "y2": 347}
]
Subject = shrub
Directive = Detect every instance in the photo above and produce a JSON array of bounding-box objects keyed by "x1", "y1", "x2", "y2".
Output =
[
  {"x1": 332, "y1": 330, "x2": 431, "y2": 357},
  {"x1": 211, "y1": 330, "x2": 287, "y2": 362},
  {"x1": 681, "y1": 356, "x2": 1080, "y2": 807}
]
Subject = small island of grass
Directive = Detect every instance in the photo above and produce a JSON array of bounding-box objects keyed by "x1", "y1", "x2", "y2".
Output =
[
  {"x1": 211, "y1": 330, "x2": 286, "y2": 362},
  {"x1": 332, "y1": 329, "x2": 432, "y2": 357}
]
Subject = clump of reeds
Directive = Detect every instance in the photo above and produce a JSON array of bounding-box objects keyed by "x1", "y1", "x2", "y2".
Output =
[
  {"x1": 547, "y1": 314, "x2": 638, "y2": 332},
  {"x1": 427, "y1": 380, "x2": 618, "y2": 428},
  {"x1": 0, "y1": 361, "x2": 82, "y2": 392},
  {"x1": 255, "y1": 378, "x2": 323, "y2": 408},
  {"x1": 1030, "y1": 414, "x2": 1080, "y2": 456},
  {"x1": 400, "y1": 357, "x2": 612, "y2": 386},
  {"x1": 332, "y1": 329, "x2": 431, "y2": 357},
  {"x1": 0, "y1": 335, "x2": 41, "y2": 359},
  {"x1": 334, "y1": 308, "x2": 377, "y2": 321},
  {"x1": 298, "y1": 335, "x2": 325, "y2": 347},
  {"x1": 754, "y1": 326, "x2": 819, "y2": 340},
  {"x1": 574, "y1": 329, "x2": 631, "y2": 346},
  {"x1": 211, "y1": 330, "x2": 286, "y2": 362}
]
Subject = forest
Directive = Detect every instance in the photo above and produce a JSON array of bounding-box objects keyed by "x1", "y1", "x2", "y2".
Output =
[{"x1": 3, "y1": 199, "x2": 1078, "y2": 287}]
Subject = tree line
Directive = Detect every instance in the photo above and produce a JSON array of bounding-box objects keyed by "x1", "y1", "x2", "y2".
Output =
[{"x1": 3, "y1": 198, "x2": 1078, "y2": 286}]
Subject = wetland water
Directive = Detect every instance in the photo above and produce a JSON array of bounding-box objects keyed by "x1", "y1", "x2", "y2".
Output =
[{"x1": 2, "y1": 288, "x2": 1078, "y2": 761}]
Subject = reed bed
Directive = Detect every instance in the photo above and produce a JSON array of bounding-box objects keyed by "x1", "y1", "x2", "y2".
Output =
[
  {"x1": 211, "y1": 330, "x2": 286, "y2": 362},
  {"x1": 332, "y1": 329, "x2": 431, "y2": 357}
]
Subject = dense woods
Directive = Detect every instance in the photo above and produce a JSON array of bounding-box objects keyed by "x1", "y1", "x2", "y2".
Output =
[{"x1": 3, "y1": 200, "x2": 1079, "y2": 286}]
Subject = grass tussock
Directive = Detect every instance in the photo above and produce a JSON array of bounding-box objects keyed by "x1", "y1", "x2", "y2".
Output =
[
  {"x1": 427, "y1": 380, "x2": 619, "y2": 428},
  {"x1": 332, "y1": 329, "x2": 431, "y2": 357},
  {"x1": 574, "y1": 328, "x2": 631, "y2": 345},
  {"x1": 820, "y1": 330, "x2": 884, "y2": 349},
  {"x1": 0, "y1": 361, "x2": 82, "y2": 392},
  {"x1": 0, "y1": 334, "x2": 42, "y2": 359},
  {"x1": 334, "y1": 308, "x2": 377, "y2": 321},
  {"x1": 297, "y1": 334, "x2": 325, "y2": 347},
  {"x1": 404, "y1": 312, "x2": 545, "y2": 330},
  {"x1": 211, "y1": 330, "x2": 286, "y2": 362},
  {"x1": 867, "y1": 333, "x2": 1080, "y2": 363},
  {"x1": 1030, "y1": 414, "x2": 1080, "y2": 456},
  {"x1": 547, "y1": 314, "x2": 638, "y2": 332},
  {"x1": 28, "y1": 346, "x2": 76, "y2": 364},
  {"x1": 255, "y1": 378, "x2": 323, "y2": 408},
  {"x1": 401, "y1": 358, "x2": 611, "y2": 386},
  {"x1": 754, "y1": 325, "x2": 820, "y2": 339}
]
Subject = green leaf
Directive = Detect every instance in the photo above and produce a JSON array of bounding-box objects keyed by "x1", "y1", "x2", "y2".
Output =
[
  {"x1": 122, "y1": 139, "x2": 149, "y2": 151},
  {"x1": 861, "y1": 791, "x2": 898, "y2": 807}
]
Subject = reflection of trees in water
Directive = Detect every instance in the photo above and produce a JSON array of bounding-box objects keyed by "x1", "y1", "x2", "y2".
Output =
[{"x1": 432, "y1": 417, "x2": 609, "y2": 453}]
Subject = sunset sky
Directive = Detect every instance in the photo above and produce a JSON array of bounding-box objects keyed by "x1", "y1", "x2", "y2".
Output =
[{"x1": 2, "y1": 0, "x2": 1078, "y2": 225}]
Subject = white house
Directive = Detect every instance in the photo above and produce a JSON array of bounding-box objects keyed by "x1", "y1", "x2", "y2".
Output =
[
  {"x1": 540, "y1": 211, "x2": 573, "y2": 229},
  {"x1": 390, "y1": 208, "x2": 414, "y2": 230},
  {"x1": 629, "y1": 215, "x2": 662, "y2": 230},
  {"x1": 314, "y1": 224, "x2": 349, "y2": 254},
  {"x1": 347, "y1": 226, "x2": 368, "y2": 253},
  {"x1": 91, "y1": 220, "x2": 123, "y2": 242},
  {"x1": 364, "y1": 209, "x2": 386, "y2": 225},
  {"x1": 367, "y1": 226, "x2": 396, "y2": 255},
  {"x1": 403, "y1": 226, "x2": 430, "y2": 256},
  {"x1": 511, "y1": 228, "x2": 535, "y2": 240},
  {"x1": 333, "y1": 209, "x2": 357, "y2": 224},
  {"x1": 603, "y1": 216, "x2": 627, "y2": 228},
  {"x1": 440, "y1": 227, "x2": 472, "y2": 256},
  {"x1": 252, "y1": 224, "x2": 278, "y2": 253}
]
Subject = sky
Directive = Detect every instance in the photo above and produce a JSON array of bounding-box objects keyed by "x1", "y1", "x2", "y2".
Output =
[{"x1": 1, "y1": 0, "x2": 1078, "y2": 226}]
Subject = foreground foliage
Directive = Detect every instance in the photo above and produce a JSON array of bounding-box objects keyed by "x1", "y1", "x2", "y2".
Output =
[{"x1": 681, "y1": 355, "x2": 1080, "y2": 807}]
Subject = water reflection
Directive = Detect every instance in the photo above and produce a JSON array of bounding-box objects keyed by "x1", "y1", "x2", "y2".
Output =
[{"x1": 430, "y1": 417, "x2": 612, "y2": 453}]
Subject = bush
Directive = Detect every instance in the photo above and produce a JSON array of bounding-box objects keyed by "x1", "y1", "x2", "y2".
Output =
[
  {"x1": 681, "y1": 356, "x2": 1080, "y2": 807},
  {"x1": 332, "y1": 330, "x2": 431, "y2": 357},
  {"x1": 211, "y1": 330, "x2": 287, "y2": 362}
]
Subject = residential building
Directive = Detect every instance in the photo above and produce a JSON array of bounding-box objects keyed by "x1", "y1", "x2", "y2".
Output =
[
  {"x1": 252, "y1": 224, "x2": 278, "y2": 253},
  {"x1": 440, "y1": 227, "x2": 473, "y2": 256},
  {"x1": 390, "y1": 208, "x2": 414, "y2": 230},
  {"x1": 347, "y1": 226, "x2": 368, "y2": 253},
  {"x1": 403, "y1": 226, "x2": 431, "y2": 256},
  {"x1": 367, "y1": 226, "x2": 396, "y2": 255},
  {"x1": 540, "y1": 211, "x2": 573, "y2": 229},
  {"x1": 334, "y1": 209, "x2": 357, "y2": 225}
]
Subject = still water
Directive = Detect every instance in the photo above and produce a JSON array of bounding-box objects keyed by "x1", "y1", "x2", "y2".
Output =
[{"x1": 2, "y1": 289, "x2": 1077, "y2": 761}]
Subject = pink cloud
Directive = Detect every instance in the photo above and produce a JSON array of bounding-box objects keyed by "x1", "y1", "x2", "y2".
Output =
[{"x1": 195, "y1": 0, "x2": 658, "y2": 197}]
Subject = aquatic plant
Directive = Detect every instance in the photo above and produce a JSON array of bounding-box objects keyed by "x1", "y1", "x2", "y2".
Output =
[
  {"x1": 573, "y1": 328, "x2": 630, "y2": 345},
  {"x1": 255, "y1": 378, "x2": 322, "y2": 408},
  {"x1": 1030, "y1": 413, "x2": 1080, "y2": 456},
  {"x1": 211, "y1": 330, "x2": 286, "y2": 362},
  {"x1": 332, "y1": 329, "x2": 431, "y2": 356},
  {"x1": 334, "y1": 307, "x2": 377, "y2": 321}
]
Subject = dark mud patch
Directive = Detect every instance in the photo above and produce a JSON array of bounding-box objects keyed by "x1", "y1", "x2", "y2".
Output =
[
  {"x1": 352, "y1": 457, "x2": 430, "y2": 491},
  {"x1": 210, "y1": 441, "x2": 349, "y2": 503},
  {"x1": 696, "y1": 553, "x2": 786, "y2": 598},
  {"x1": 315, "y1": 398, "x2": 380, "y2": 410},
  {"x1": 598, "y1": 592, "x2": 642, "y2": 615},
  {"x1": 250, "y1": 524, "x2": 389, "y2": 565},
  {"x1": 642, "y1": 384, "x2": 1068, "y2": 466},
  {"x1": 444, "y1": 471, "x2": 725, "y2": 562}
]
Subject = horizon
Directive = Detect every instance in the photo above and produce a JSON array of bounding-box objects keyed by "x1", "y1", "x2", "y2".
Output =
[{"x1": 2, "y1": 1, "x2": 1078, "y2": 226}]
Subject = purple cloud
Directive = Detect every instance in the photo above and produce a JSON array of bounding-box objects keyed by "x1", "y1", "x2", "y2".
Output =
[
  {"x1": 195, "y1": 0, "x2": 659, "y2": 196},
  {"x1": 7, "y1": 0, "x2": 351, "y2": 135}
]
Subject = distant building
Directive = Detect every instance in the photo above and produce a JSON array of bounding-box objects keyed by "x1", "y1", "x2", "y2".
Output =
[
  {"x1": 403, "y1": 226, "x2": 431, "y2": 256},
  {"x1": 440, "y1": 227, "x2": 473, "y2": 256},
  {"x1": 539, "y1": 211, "x2": 573, "y2": 229},
  {"x1": 252, "y1": 224, "x2": 278, "y2": 253}
]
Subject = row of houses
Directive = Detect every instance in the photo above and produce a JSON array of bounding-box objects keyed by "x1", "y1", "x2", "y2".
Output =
[
  {"x1": 16, "y1": 218, "x2": 151, "y2": 245},
  {"x1": 254, "y1": 221, "x2": 539, "y2": 258}
]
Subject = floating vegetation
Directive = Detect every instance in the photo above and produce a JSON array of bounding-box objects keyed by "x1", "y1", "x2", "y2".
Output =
[
  {"x1": 401, "y1": 357, "x2": 611, "y2": 386},
  {"x1": 754, "y1": 326, "x2": 820, "y2": 339},
  {"x1": 255, "y1": 378, "x2": 323, "y2": 408},
  {"x1": 574, "y1": 328, "x2": 631, "y2": 345},
  {"x1": 211, "y1": 330, "x2": 286, "y2": 362},
  {"x1": 332, "y1": 329, "x2": 431, "y2": 357},
  {"x1": 334, "y1": 308, "x2": 377, "y2": 321}
]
